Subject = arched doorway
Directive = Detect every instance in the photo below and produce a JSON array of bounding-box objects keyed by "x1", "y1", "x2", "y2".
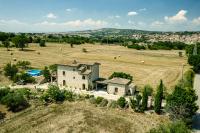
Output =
[{"x1": 82, "y1": 84, "x2": 86, "y2": 90}]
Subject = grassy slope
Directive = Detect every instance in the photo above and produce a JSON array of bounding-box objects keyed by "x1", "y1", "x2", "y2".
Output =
[{"x1": 0, "y1": 101, "x2": 168, "y2": 133}]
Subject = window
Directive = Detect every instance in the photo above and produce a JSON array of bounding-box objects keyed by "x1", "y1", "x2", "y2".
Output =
[
  {"x1": 73, "y1": 77, "x2": 75, "y2": 79},
  {"x1": 73, "y1": 68, "x2": 75, "y2": 71},
  {"x1": 87, "y1": 66, "x2": 90, "y2": 69},
  {"x1": 63, "y1": 71, "x2": 65, "y2": 76},
  {"x1": 82, "y1": 76, "x2": 85, "y2": 79},
  {"x1": 115, "y1": 87, "x2": 118, "y2": 94},
  {"x1": 63, "y1": 80, "x2": 66, "y2": 86}
]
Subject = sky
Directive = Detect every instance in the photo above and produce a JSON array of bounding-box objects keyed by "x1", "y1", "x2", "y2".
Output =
[{"x1": 0, "y1": 0, "x2": 200, "y2": 32}]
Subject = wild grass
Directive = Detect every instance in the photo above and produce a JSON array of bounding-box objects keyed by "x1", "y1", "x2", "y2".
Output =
[{"x1": 0, "y1": 101, "x2": 169, "y2": 133}]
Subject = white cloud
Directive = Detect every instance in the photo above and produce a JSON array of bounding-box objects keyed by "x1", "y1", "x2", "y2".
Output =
[
  {"x1": 192, "y1": 17, "x2": 200, "y2": 25},
  {"x1": 66, "y1": 8, "x2": 72, "y2": 12},
  {"x1": 46, "y1": 13, "x2": 57, "y2": 19},
  {"x1": 164, "y1": 10, "x2": 187, "y2": 23},
  {"x1": 139, "y1": 8, "x2": 146, "y2": 11},
  {"x1": 34, "y1": 18, "x2": 107, "y2": 31},
  {"x1": 127, "y1": 11, "x2": 138, "y2": 16},
  {"x1": 115, "y1": 15, "x2": 120, "y2": 18},
  {"x1": 151, "y1": 21, "x2": 164, "y2": 27},
  {"x1": 128, "y1": 20, "x2": 135, "y2": 25},
  {"x1": 114, "y1": 23, "x2": 121, "y2": 27},
  {"x1": 108, "y1": 15, "x2": 120, "y2": 19},
  {"x1": 0, "y1": 18, "x2": 107, "y2": 32}
]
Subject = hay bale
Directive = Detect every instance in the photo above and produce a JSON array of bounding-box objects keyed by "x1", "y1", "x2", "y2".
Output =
[{"x1": 13, "y1": 58, "x2": 17, "y2": 61}]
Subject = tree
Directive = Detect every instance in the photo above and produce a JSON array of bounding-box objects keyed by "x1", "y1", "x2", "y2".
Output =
[
  {"x1": 166, "y1": 86, "x2": 198, "y2": 125},
  {"x1": 1, "y1": 91, "x2": 29, "y2": 112},
  {"x1": 39, "y1": 40, "x2": 46, "y2": 47},
  {"x1": 149, "y1": 121, "x2": 191, "y2": 133},
  {"x1": 130, "y1": 94, "x2": 143, "y2": 112},
  {"x1": 0, "y1": 87, "x2": 10, "y2": 102},
  {"x1": 142, "y1": 86, "x2": 149, "y2": 111},
  {"x1": 154, "y1": 80, "x2": 164, "y2": 114},
  {"x1": 13, "y1": 72, "x2": 35, "y2": 84},
  {"x1": 41, "y1": 85, "x2": 65, "y2": 102},
  {"x1": 117, "y1": 97, "x2": 127, "y2": 108},
  {"x1": 42, "y1": 66, "x2": 51, "y2": 82},
  {"x1": 49, "y1": 64, "x2": 57, "y2": 73},
  {"x1": 2, "y1": 40, "x2": 10, "y2": 51},
  {"x1": 16, "y1": 60, "x2": 31, "y2": 70},
  {"x1": 12, "y1": 35, "x2": 28, "y2": 51},
  {"x1": 109, "y1": 72, "x2": 133, "y2": 81},
  {"x1": 3, "y1": 63, "x2": 18, "y2": 80}
]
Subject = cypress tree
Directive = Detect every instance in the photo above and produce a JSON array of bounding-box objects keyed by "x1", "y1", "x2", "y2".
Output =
[
  {"x1": 154, "y1": 80, "x2": 164, "y2": 114},
  {"x1": 142, "y1": 86, "x2": 148, "y2": 111}
]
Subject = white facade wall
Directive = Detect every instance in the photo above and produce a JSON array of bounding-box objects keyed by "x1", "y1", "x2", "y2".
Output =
[
  {"x1": 57, "y1": 65, "x2": 90, "y2": 90},
  {"x1": 107, "y1": 83, "x2": 128, "y2": 96}
]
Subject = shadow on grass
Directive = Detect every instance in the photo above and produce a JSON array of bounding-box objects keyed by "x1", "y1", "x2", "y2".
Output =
[
  {"x1": 19, "y1": 49, "x2": 36, "y2": 52},
  {"x1": 192, "y1": 112, "x2": 200, "y2": 130}
]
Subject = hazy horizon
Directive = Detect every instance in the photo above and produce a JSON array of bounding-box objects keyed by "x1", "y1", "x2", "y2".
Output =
[{"x1": 0, "y1": 0, "x2": 200, "y2": 32}]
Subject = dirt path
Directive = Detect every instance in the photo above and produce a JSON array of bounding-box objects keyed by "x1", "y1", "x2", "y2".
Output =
[{"x1": 193, "y1": 74, "x2": 200, "y2": 132}]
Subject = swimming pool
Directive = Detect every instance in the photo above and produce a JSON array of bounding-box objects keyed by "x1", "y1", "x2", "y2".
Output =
[{"x1": 27, "y1": 69, "x2": 42, "y2": 76}]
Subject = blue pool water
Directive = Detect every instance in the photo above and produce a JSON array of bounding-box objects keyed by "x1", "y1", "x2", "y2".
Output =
[{"x1": 27, "y1": 70, "x2": 42, "y2": 76}]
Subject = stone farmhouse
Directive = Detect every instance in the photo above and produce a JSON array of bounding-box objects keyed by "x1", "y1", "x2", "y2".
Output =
[{"x1": 57, "y1": 61, "x2": 135, "y2": 96}]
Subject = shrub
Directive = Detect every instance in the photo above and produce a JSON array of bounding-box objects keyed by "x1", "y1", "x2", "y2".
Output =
[
  {"x1": 0, "y1": 87, "x2": 10, "y2": 102},
  {"x1": 99, "y1": 99, "x2": 108, "y2": 107},
  {"x1": 39, "y1": 40, "x2": 46, "y2": 47},
  {"x1": 42, "y1": 85, "x2": 65, "y2": 103},
  {"x1": 117, "y1": 97, "x2": 127, "y2": 108},
  {"x1": 0, "y1": 111, "x2": 6, "y2": 122},
  {"x1": 166, "y1": 85, "x2": 198, "y2": 126},
  {"x1": 130, "y1": 94, "x2": 143, "y2": 112},
  {"x1": 3, "y1": 63, "x2": 18, "y2": 80},
  {"x1": 89, "y1": 97, "x2": 96, "y2": 104},
  {"x1": 109, "y1": 72, "x2": 133, "y2": 82},
  {"x1": 15, "y1": 88, "x2": 32, "y2": 99},
  {"x1": 63, "y1": 90, "x2": 75, "y2": 101},
  {"x1": 149, "y1": 121, "x2": 191, "y2": 133},
  {"x1": 13, "y1": 72, "x2": 35, "y2": 84},
  {"x1": 96, "y1": 97, "x2": 104, "y2": 104},
  {"x1": 16, "y1": 61, "x2": 31, "y2": 70},
  {"x1": 108, "y1": 100, "x2": 118, "y2": 108},
  {"x1": 141, "y1": 86, "x2": 149, "y2": 111},
  {"x1": 42, "y1": 66, "x2": 51, "y2": 82},
  {"x1": 154, "y1": 80, "x2": 164, "y2": 114},
  {"x1": 127, "y1": 44, "x2": 146, "y2": 50},
  {"x1": 1, "y1": 91, "x2": 29, "y2": 112}
]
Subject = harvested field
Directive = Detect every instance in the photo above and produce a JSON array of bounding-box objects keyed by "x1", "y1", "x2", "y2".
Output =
[{"x1": 0, "y1": 43, "x2": 189, "y2": 90}]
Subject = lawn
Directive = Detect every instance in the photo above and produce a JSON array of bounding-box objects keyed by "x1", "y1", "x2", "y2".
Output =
[
  {"x1": 0, "y1": 101, "x2": 169, "y2": 133},
  {"x1": 0, "y1": 43, "x2": 188, "y2": 90}
]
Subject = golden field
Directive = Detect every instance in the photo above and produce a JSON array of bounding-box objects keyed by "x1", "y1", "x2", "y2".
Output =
[{"x1": 0, "y1": 43, "x2": 188, "y2": 90}]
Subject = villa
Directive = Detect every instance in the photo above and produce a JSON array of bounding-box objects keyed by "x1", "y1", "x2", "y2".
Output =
[
  {"x1": 57, "y1": 60, "x2": 100, "y2": 90},
  {"x1": 57, "y1": 60, "x2": 135, "y2": 96}
]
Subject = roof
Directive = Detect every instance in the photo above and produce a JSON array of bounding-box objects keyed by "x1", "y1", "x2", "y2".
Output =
[
  {"x1": 81, "y1": 69, "x2": 92, "y2": 75},
  {"x1": 107, "y1": 78, "x2": 131, "y2": 85},
  {"x1": 57, "y1": 60, "x2": 100, "y2": 67}
]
